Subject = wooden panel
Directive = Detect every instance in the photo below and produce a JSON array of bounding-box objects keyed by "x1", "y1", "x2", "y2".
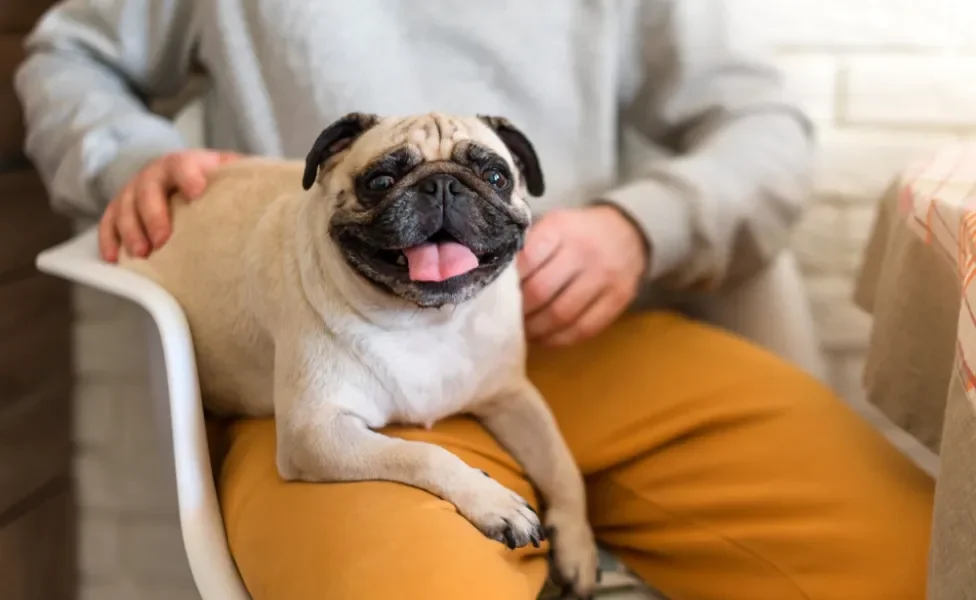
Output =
[
  {"x1": 0, "y1": 0, "x2": 61, "y2": 158},
  {"x1": 0, "y1": 6, "x2": 76, "y2": 596},
  {"x1": 0, "y1": 33, "x2": 25, "y2": 162},
  {"x1": 0, "y1": 485, "x2": 75, "y2": 600},
  {"x1": 0, "y1": 4, "x2": 55, "y2": 36},
  {"x1": 0, "y1": 377, "x2": 72, "y2": 516},
  {"x1": 0, "y1": 169, "x2": 72, "y2": 277},
  {"x1": 0, "y1": 272, "x2": 72, "y2": 515},
  {"x1": 0, "y1": 272, "x2": 72, "y2": 404}
]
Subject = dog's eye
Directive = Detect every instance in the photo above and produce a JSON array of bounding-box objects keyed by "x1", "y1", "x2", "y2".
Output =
[
  {"x1": 484, "y1": 169, "x2": 508, "y2": 189},
  {"x1": 365, "y1": 174, "x2": 395, "y2": 191}
]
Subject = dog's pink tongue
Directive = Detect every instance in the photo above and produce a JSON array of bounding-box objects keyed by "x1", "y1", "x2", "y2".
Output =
[{"x1": 403, "y1": 242, "x2": 479, "y2": 282}]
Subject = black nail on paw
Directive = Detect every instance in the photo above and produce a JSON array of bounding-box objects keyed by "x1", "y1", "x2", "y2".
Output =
[
  {"x1": 480, "y1": 469, "x2": 490, "y2": 477},
  {"x1": 534, "y1": 525, "x2": 547, "y2": 543},
  {"x1": 501, "y1": 519, "x2": 517, "y2": 550}
]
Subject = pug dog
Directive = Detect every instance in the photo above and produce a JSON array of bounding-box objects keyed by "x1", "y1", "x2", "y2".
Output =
[{"x1": 120, "y1": 112, "x2": 599, "y2": 597}]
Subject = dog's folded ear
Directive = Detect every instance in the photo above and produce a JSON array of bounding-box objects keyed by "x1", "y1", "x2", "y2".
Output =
[
  {"x1": 477, "y1": 116, "x2": 545, "y2": 197},
  {"x1": 303, "y1": 112, "x2": 380, "y2": 190}
]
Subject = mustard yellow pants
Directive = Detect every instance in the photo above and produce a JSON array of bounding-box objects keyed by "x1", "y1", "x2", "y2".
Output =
[{"x1": 218, "y1": 312, "x2": 934, "y2": 600}]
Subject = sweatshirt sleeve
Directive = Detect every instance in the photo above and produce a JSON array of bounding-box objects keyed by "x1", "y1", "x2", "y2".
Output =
[
  {"x1": 602, "y1": 0, "x2": 816, "y2": 292},
  {"x1": 14, "y1": 0, "x2": 196, "y2": 218}
]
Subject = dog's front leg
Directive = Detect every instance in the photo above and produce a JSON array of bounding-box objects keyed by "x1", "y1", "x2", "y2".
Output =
[
  {"x1": 280, "y1": 405, "x2": 548, "y2": 549},
  {"x1": 272, "y1": 342, "x2": 545, "y2": 549},
  {"x1": 473, "y1": 381, "x2": 599, "y2": 597}
]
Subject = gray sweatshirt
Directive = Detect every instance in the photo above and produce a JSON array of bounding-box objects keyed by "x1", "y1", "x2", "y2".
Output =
[{"x1": 15, "y1": 0, "x2": 814, "y2": 293}]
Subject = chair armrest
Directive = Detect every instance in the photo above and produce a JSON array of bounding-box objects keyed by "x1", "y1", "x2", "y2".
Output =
[{"x1": 36, "y1": 228, "x2": 250, "y2": 600}]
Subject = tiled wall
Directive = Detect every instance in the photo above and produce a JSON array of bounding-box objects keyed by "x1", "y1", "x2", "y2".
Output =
[{"x1": 70, "y1": 2, "x2": 976, "y2": 598}]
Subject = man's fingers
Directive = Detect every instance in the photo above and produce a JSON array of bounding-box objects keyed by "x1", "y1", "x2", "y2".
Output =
[
  {"x1": 521, "y1": 248, "x2": 580, "y2": 317},
  {"x1": 98, "y1": 201, "x2": 121, "y2": 262},
  {"x1": 135, "y1": 171, "x2": 174, "y2": 248},
  {"x1": 116, "y1": 185, "x2": 149, "y2": 257},
  {"x1": 217, "y1": 151, "x2": 243, "y2": 164},
  {"x1": 517, "y1": 219, "x2": 561, "y2": 281},
  {"x1": 524, "y1": 273, "x2": 604, "y2": 340},
  {"x1": 541, "y1": 291, "x2": 626, "y2": 347},
  {"x1": 172, "y1": 158, "x2": 209, "y2": 200},
  {"x1": 175, "y1": 152, "x2": 241, "y2": 200},
  {"x1": 97, "y1": 150, "x2": 243, "y2": 262}
]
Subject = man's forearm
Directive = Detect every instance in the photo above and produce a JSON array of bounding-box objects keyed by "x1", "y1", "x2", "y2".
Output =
[
  {"x1": 14, "y1": 0, "x2": 192, "y2": 218},
  {"x1": 601, "y1": 110, "x2": 814, "y2": 292}
]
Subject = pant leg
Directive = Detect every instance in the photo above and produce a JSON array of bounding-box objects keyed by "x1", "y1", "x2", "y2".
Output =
[
  {"x1": 528, "y1": 311, "x2": 935, "y2": 600},
  {"x1": 219, "y1": 417, "x2": 549, "y2": 600}
]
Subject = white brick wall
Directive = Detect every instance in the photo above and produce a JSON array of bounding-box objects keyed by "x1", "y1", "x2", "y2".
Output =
[
  {"x1": 69, "y1": 1, "x2": 972, "y2": 597},
  {"x1": 845, "y1": 56, "x2": 976, "y2": 128},
  {"x1": 773, "y1": 0, "x2": 976, "y2": 403}
]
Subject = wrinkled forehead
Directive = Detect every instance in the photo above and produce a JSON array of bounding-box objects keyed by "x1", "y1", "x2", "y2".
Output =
[{"x1": 344, "y1": 114, "x2": 513, "y2": 170}]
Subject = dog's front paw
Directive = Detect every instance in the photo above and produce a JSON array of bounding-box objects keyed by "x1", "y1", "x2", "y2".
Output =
[
  {"x1": 546, "y1": 507, "x2": 599, "y2": 599},
  {"x1": 453, "y1": 471, "x2": 545, "y2": 550}
]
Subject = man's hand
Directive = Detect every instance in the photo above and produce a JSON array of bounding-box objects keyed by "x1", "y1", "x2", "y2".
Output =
[
  {"x1": 518, "y1": 205, "x2": 648, "y2": 347},
  {"x1": 99, "y1": 150, "x2": 242, "y2": 262}
]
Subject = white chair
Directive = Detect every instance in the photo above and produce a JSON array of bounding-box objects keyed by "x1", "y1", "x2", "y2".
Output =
[
  {"x1": 35, "y1": 98, "x2": 828, "y2": 600},
  {"x1": 38, "y1": 228, "x2": 250, "y2": 600}
]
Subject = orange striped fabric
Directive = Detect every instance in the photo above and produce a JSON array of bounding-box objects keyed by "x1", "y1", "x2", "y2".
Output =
[{"x1": 902, "y1": 143, "x2": 976, "y2": 393}]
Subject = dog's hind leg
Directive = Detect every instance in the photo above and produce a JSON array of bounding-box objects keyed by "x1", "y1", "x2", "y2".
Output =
[{"x1": 472, "y1": 382, "x2": 599, "y2": 599}]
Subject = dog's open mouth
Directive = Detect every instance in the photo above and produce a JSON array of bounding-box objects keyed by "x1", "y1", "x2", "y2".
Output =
[{"x1": 368, "y1": 230, "x2": 505, "y2": 283}]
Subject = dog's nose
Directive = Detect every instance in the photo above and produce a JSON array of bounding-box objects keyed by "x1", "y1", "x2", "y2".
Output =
[{"x1": 418, "y1": 174, "x2": 462, "y2": 201}]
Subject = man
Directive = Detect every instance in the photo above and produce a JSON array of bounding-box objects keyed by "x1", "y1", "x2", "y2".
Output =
[{"x1": 16, "y1": 1, "x2": 933, "y2": 598}]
